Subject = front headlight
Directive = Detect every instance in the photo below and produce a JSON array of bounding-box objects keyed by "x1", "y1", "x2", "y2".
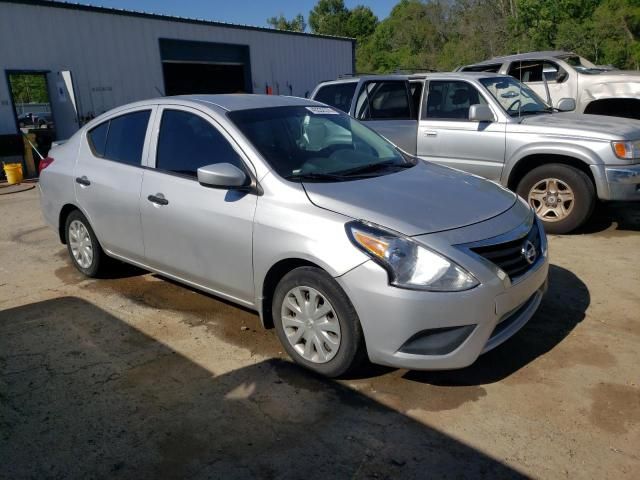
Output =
[
  {"x1": 346, "y1": 221, "x2": 479, "y2": 292},
  {"x1": 611, "y1": 140, "x2": 640, "y2": 160}
]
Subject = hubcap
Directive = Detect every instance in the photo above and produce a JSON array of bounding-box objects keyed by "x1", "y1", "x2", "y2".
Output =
[
  {"x1": 528, "y1": 178, "x2": 575, "y2": 222},
  {"x1": 280, "y1": 286, "x2": 341, "y2": 364},
  {"x1": 68, "y1": 220, "x2": 94, "y2": 269}
]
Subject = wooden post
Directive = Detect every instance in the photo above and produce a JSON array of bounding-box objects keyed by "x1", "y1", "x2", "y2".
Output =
[{"x1": 22, "y1": 133, "x2": 37, "y2": 177}]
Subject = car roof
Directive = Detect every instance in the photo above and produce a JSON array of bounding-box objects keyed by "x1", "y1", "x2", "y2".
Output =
[
  {"x1": 467, "y1": 51, "x2": 576, "y2": 66},
  {"x1": 411, "y1": 72, "x2": 509, "y2": 81},
  {"x1": 178, "y1": 94, "x2": 323, "y2": 111}
]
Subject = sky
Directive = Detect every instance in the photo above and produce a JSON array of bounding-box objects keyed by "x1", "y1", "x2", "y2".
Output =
[{"x1": 80, "y1": 1, "x2": 397, "y2": 29}]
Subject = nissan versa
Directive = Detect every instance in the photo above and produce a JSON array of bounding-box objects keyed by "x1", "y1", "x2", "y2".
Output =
[{"x1": 39, "y1": 95, "x2": 549, "y2": 377}]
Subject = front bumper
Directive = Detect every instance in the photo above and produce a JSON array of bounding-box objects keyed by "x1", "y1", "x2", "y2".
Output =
[
  {"x1": 336, "y1": 242, "x2": 549, "y2": 371},
  {"x1": 593, "y1": 164, "x2": 640, "y2": 201}
]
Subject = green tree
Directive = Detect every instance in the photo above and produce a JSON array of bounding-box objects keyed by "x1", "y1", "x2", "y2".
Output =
[
  {"x1": 345, "y1": 6, "x2": 378, "y2": 39},
  {"x1": 267, "y1": 13, "x2": 306, "y2": 32},
  {"x1": 308, "y1": 0, "x2": 350, "y2": 36}
]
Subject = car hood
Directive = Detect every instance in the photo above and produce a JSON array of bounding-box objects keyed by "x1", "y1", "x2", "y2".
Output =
[
  {"x1": 515, "y1": 113, "x2": 640, "y2": 140},
  {"x1": 302, "y1": 161, "x2": 517, "y2": 236}
]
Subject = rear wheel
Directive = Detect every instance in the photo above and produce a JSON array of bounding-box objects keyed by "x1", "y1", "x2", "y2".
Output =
[
  {"x1": 517, "y1": 164, "x2": 595, "y2": 234},
  {"x1": 272, "y1": 266, "x2": 367, "y2": 377},
  {"x1": 65, "y1": 210, "x2": 108, "y2": 277}
]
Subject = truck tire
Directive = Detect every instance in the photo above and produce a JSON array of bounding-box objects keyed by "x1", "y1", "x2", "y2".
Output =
[{"x1": 516, "y1": 164, "x2": 595, "y2": 234}]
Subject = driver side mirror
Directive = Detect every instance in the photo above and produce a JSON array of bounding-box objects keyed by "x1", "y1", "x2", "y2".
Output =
[
  {"x1": 469, "y1": 104, "x2": 495, "y2": 122},
  {"x1": 555, "y1": 98, "x2": 576, "y2": 112},
  {"x1": 197, "y1": 163, "x2": 248, "y2": 189}
]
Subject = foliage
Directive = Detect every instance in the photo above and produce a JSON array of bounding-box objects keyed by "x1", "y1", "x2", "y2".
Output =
[
  {"x1": 8, "y1": 74, "x2": 49, "y2": 104},
  {"x1": 269, "y1": 0, "x2": 640, "y2": 72},
  {"x1": 267, "y1": 13, "x2": 306, "y2": 32}
]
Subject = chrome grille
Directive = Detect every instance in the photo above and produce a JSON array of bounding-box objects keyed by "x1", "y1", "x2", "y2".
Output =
[{"x1": 471, "y1": 223, "x2": 541, "y2": 281}]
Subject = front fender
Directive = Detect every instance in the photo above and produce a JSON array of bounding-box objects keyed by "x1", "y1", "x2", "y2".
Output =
[{"x1": 503, "y1": 142, "x2": 607, "y2": 197}]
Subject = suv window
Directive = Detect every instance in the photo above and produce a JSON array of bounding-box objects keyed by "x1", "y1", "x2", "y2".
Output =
[
  {"x1": 156, "y1": 109, "x2": 244, "y2": 177},
  {"x1": 355, "y1": 81, "x2": 411, "y2": 120},
  {"x1": 88, "y1": 110, "x2": 150, "y2": 165},
  {"x1": 313, "y1": 83, "x2": 357, "y2": 113},
  {"x1": 424, "y1": 81, "x2": 487, "y2": 120},
  {"x1": 460, "y1": 64, "x2": 502, "y2": 73},
  {"x1": 508, "y1": 60, "x2": 567, "y2": 83}
]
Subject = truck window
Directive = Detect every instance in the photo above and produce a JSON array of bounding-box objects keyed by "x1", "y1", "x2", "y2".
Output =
[
  {"x1": 355, "y1": 81, "x2": 411, "y2": 120},
  {"x1": 424, "y1": 81, "x2": 486, "y2": 121},
  {"x1": 509, "y1": 60, "x2": 568, "y2": 84},
  {"x1": 313, "y1": 83, "x2": 357, "y2": 113},
  {"x1": 460, "y1": 64, "x2": 502, "y2": 73},
  {"x1": 410, "y1": 82, "x2": 423, "y2": 119}
]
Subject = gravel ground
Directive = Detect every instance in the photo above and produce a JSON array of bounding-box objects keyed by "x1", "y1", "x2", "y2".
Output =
[{"x1": 1, "y1": 187, "x2": 639, "y2": 479}]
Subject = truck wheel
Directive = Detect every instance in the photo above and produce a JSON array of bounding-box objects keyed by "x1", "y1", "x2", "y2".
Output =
[
  {"x1": 272, "y1": 266, "x2": 367, "y2": 377},
  {"x1": 516, "y1": 164, "x2": 595, "y2": 234}
]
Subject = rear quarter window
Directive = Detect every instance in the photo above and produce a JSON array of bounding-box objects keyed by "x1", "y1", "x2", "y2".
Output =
[{"x1": 87, "y1": 122, "x2": 108, "y2": 157}]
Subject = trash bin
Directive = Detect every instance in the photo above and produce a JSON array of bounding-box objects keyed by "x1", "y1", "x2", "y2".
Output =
[{"x1": 3, "y1": 162, "x2": 23, "y2": 185}]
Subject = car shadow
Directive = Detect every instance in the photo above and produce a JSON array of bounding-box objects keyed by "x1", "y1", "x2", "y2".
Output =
[
  {"x1": 0, "y1": 297, "x2": 525, "y2": 478},
  {"x1": 573, "y1": 201, "x2": 640, "y2": 234},
  {"x1": 403, "y1": 264, "x2": 589, "y2": 386}
]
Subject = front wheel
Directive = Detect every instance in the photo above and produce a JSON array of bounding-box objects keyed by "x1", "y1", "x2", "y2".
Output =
[
  {"x1": 517, "y1": 164, "x2": 595, "y2": 234},
  {"x1": 272, "y1": 267, "x2": 367, "y2": 377}
]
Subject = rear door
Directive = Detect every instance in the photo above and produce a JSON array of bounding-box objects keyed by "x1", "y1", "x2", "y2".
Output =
[
  {"x1": 74, "y1": 107, "x2": 154, "y2": 262},
  {"x1": 417, "y1": 79, "x2": 506, "y2": 181},
  {"x1": 352, "y1": 80, "x2": 418, "y2": 155},
  {"x1": 139, "y1": 105, "x2": 257, "y2": 304}
]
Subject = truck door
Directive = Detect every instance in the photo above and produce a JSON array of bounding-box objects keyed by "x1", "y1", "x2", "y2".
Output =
[
  {"x1": 352, "y1": 80, "x2": 418, "y2": 155},
  {"x1": 418, "y1": 79, "x2": 506, "y2": 181},
  {"x1": 507, "y1": 60, "x2": 577, "y2": 108}
]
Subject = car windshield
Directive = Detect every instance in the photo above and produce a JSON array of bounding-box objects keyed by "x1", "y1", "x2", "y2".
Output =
[
  {"x1": 228, "y1": 106, "x2": 414, "y2": 182},
  {"x1": 479, "y1": 76, "x2": 551, "y2": 117},
  {"x1": 561, "y1": 55, "x2": 612, "y2": 74}
]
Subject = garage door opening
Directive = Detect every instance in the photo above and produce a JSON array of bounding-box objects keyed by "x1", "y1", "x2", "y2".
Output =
[{"x1": 162, "y1": 62, "x2": 246, "y2": 95}]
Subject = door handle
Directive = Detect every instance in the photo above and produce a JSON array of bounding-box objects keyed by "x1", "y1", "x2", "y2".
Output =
[
  {"x1": 147, "y1": 193, "x2": 169, "y2": 206},
  {"x1": 75, "y1": 176, "x2": 91, "y2": 187},
  {"x1": 422, "y1": 130, "x2": 438, "y2": 137}
]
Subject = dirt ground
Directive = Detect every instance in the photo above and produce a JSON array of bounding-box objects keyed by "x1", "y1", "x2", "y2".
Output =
[{"x1": 1, "y1": 187, "x2": 639, "y2": 479}]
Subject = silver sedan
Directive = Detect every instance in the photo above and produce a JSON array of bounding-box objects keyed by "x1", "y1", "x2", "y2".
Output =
[{"x1": 39, "y1": 95, "x2": 548, "y2": 376}]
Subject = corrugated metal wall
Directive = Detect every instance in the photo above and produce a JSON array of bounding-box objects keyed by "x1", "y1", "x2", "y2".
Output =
[{"x1": 0, "y1": 1, "x2": 354, "y2": 138}]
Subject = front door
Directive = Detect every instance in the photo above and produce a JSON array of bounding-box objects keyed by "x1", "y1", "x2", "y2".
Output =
[
  {"x1": 140, "y1": 105, "x2": 257, "y2": 304},
  {"x1": 507, "y1": 60, "x2": 577, "y2": 108},
  {"x1": 417, "y1": 79, "x2": 506, "y2": 181}
]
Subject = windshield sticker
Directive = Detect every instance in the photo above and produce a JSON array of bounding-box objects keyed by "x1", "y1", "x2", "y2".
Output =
[{"x1": 306, "y1": 106, "x2": 339, "y2": 115}]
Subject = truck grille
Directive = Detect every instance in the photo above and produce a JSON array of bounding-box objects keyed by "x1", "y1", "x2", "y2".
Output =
[{"x1": 471, "y1": 223, "x2": 541, "y2": 281}]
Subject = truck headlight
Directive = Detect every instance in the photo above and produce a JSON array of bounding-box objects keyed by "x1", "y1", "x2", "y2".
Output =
[
  {"x1": 346, "y1": 221, "x2": 479, "y2": 292},
  {"x1": 611, "y1": 140, "x2": 640, "y2": 159}
]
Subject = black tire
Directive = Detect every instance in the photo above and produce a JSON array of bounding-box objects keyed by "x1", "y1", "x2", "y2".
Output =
[
  {"x1": 516, "y1": 164, "x2": 595, "y2": 234},
  {"x1": 64, "y1": 210, "x2": 108, "y2": 277},
  {"x1": 272, "y1": 266, "x2": 367, "y2": 377}
]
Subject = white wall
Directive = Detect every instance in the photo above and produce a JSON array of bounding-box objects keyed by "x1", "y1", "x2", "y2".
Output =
[{"x1": 0, "y1": 1, "x2": 353, "y2": 138}]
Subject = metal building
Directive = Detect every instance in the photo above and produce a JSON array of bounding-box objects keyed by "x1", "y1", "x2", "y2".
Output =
[{"x1": 0, "y1": 0, "x2": 354, "y2": 162}]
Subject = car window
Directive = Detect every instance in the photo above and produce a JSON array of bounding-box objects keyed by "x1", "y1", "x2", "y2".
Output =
[
  {"x1": 156, "y1": 109, "x2": 244, "y2": 177},
  {"x1": 410, "y1": 82, "x2": 423, "y2": 119},
  {"x1": 228, "y1": 106, "x2": 414, "y2": 182},
  {"x1": 101, "y1": 110, "x2": 151, "y2": 166},
  {"x1": 460, "y1": 64, "x2": 502, "y2": 73},
  {"x1": 423, "y1": 80, "x2": 487, "y2": 120},
  {"x1": 507, "y1": 61, "x2": 566, "y2": 83},
  {"x1": 87, "y1": 121, "x2": 109, "y2": 157},
  {"x1": 480, "y1": 76, "x2": 550, "y2": 117},
  {"x1": 313, "y1": 83, "x2": 357, "y2": 113},
  {"x1": 355, "y1": 81, "x2": 411, "y2": 120}
]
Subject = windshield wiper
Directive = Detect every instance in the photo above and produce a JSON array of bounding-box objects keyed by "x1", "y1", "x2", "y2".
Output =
[
  {"x1": 283, "y1": 172, "x2": 348, "y2": 182},
  {"x1": 338, "y1": 161, "x2": 412, "y2": 177}
]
